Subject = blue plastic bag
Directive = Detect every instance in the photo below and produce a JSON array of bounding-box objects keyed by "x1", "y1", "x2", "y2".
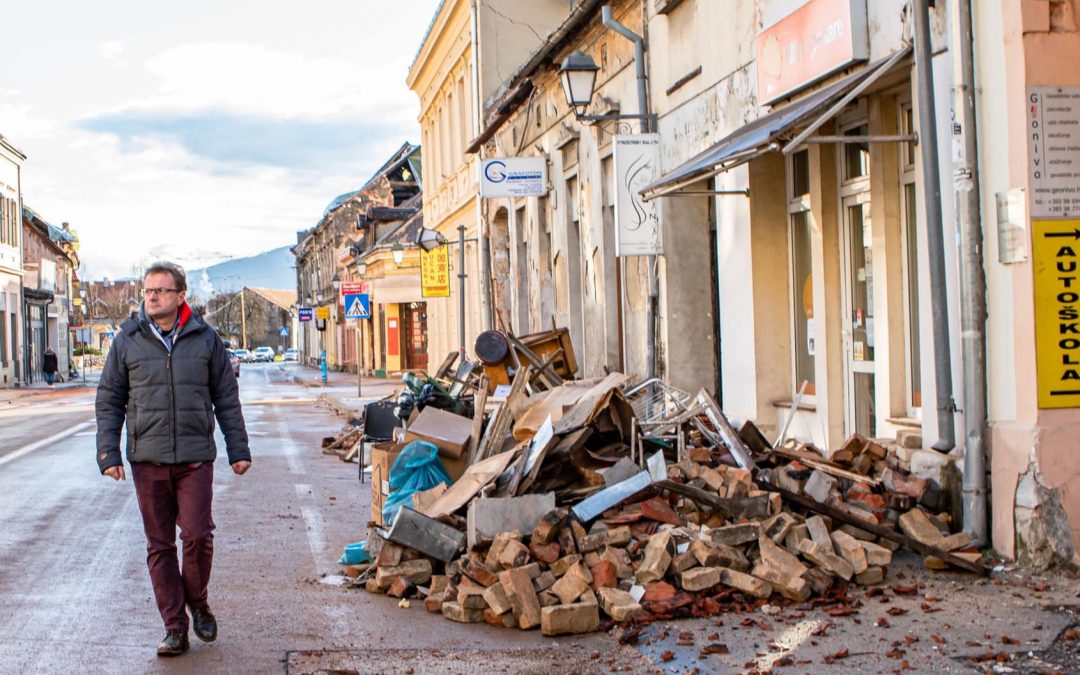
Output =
[
  {"x1": 339, "y1": 541, "x2": 370, "y2": 565},
  {"x1": 382, "y1": 440, "x2": 451, "y2": 526}
]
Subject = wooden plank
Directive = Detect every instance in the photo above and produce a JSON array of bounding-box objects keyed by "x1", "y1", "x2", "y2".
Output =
[
  {"x1": 475, "y1": 367, "x2": 530, "y2": 462},
  {"x1": 506, "y1": 332, "x2": 562, "y2": 388},
  {"x1": 655, "y1": 480, "x2": 771, "y2": 519},
  {"x1": 433, "y1": 351, "x2": 459, "y2": 381},
  {"x1": 760, "y1": 483, "x2": 988, "y2": 576},
  {"x1": 770, "y1": 447, "x2": 880, "y2": 486},
  {"x1": 467, "y1": 375, "x2": 490, "y2": 465}
]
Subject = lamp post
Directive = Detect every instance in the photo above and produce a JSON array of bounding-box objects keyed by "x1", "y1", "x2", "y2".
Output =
[
  {"x1": 352, "y1": 264, "x2": 367, "y2": 398},
  {"x1": 316, "y1": 289, "x2": 327, "y2": 383},
  {"x1": 417, "y1": 225, "x2": 474, "y2": 362}
]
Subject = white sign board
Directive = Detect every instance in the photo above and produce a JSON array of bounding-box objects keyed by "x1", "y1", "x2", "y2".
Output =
[
  {"x1": 1028, "y1": 87, "x2": 1080, "y2": 219},
  {"x1": 479, "y1": 157, "x2": 547, "y2": 198},
  {"x1": 614, "y1": 134, "x2": 662, "y2": 256},
  {"x1": 996, "y1": 188, "x2": 1028, "y2": 264}
]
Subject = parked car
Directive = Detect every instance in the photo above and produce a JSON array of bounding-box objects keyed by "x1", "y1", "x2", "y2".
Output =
[
  {"x1": 253, "y1": 346, "x2": 276, "y2": 362},
  {"x1": 232, "y1": 348, "x2": 253, "y2": 363},
  {"x1": 284, "y1": 348, "x2": 299, "y2": 362},
  {"x1": 226, "y1": 349, "x2": 241, "y2": 378}
]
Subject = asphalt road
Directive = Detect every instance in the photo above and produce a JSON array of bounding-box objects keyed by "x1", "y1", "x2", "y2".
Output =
[
  {"x1": 3, "y1": 363, "x2": 1080, "y2": 674},
  {"x1": 0, "y1": 363, "x2": 649, "y2": 674}
]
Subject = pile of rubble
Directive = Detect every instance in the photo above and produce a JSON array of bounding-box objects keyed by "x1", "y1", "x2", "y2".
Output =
[{"x1": 339, "y1": 331, "x2": 984, "y2": 637}]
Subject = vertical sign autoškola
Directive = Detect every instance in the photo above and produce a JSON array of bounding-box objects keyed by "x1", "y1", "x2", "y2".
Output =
[{"x1": 1034, "y1": 220, "x2": 1080, "y2": 408}]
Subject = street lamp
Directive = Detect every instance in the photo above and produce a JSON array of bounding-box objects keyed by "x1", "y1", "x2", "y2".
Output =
[
  {"x1": 560, "y1": 51, "x2": 600, "y2": 117},
  {"x1": 416, "y1": 224, "x2": 475, "y2": 361},
  {"x1": 416, "y1": 227, "x2": 447, "y2": 252},
  {"x1": 392, "y1": 243, "x2": 405, "y2": 266},
  {"x1": 331, "y1": 273, "x2": 341, "y2": 292},
  {"x1": 356, "y1": 261, "x2": 367, "y2": 277}
]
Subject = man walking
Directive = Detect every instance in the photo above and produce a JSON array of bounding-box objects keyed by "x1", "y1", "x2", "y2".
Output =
[
  {"x1": 42, "y1": 345, "x2": 58, "y2": 386},
  {"x1": 96, "y1": 261, "x2": 251, "y2": 656}
]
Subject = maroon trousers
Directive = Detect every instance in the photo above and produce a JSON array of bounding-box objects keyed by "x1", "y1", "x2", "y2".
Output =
[{"x1": 131, "y1": 461, "x2": 215, "y2": 631}]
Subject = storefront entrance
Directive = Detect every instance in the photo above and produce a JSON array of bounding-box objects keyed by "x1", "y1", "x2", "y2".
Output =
[
  {"x1": 402, "y1": 302, "x2": 428, "y2": 372},
  {"x1": 839, "y1": 123, "x2": 876, "y2": 438}
]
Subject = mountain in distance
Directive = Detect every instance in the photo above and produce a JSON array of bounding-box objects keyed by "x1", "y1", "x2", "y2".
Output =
[{"x1": 186, "y1": 246, "x2": 296, "y2": 301}]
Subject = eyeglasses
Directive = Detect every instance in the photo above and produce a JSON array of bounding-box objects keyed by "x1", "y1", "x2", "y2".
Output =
[{"x1": 143, "y1": 288, "x2": 180, "y2": 297}]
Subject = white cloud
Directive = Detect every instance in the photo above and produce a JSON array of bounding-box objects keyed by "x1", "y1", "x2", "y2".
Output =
[
  {"x1": 110, "y1": 42, "x2": 415, "y2": 121},
  {"x1": 5, "y1": 0, "x2": 443, "y2": 280},
  {"x1": 98, "y1": 41, "x2": 126, "y2": 63}
]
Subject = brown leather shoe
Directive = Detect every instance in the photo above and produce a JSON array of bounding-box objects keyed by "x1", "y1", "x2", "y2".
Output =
[{"x1": 156, "y1": 629, "x2": 190, "y2": 656}]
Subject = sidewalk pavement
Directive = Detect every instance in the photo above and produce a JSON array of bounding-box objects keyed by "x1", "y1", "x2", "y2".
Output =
[
  {"x1": 285, "y1": 364, "x2": 403, "y2": 414},
  {"x1": 0, "y1": 370, "x2": 101, "y2": 406}
]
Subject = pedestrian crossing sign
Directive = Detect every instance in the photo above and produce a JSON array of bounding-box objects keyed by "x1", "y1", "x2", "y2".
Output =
[{"x1": 344, "y1": 293, "x2": 370, "y2": 320}]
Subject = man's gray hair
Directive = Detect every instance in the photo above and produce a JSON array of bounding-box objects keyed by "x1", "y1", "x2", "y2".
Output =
[{"x1": 144, "y1": 261, "x2": 187, "y2": 292}]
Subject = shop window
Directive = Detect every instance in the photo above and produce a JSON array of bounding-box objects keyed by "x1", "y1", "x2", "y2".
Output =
[
  {"x1": 901, "y1": 105, "x2": 915, "y2": 170},
  {"x1": 788, "y1": 149, "x2": 815, "y2": 395},
  {"x1": 843, "y1": 124, "x2": 870, "y2": 181}
]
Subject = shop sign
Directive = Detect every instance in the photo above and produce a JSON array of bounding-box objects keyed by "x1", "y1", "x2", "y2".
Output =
[
  {"x1": 340, "y1": 281, "x2": 369, "y2": 296},
  {"x1": 615, "y1": 134, "x2": 662, "y2": 256},
  {"x1": 298, "y1": 307, "x2": 313, "y2": 322},
  {"x1": 1033, "y1": 219, "x2": 1080, "y2": 408},
  {"x1": 479, "y1": 157, "x2": 547, "y2": 198},
  {"x1": 1027, "y1": 88, "x2": 1080, "y2": 219},
  {"x1": 756, "y1": 0, "x2": 869, "y2": 104},
  {"x1": 420, "y1": 246, "x2": 451, "y2": 298},
  {"x1": 316, "y1": 306, "x2": 330, "y2": 320}
]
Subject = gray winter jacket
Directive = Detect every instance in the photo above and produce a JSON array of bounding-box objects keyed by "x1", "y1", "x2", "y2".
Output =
[{"x1": 95, "y1": 302, "x2": 250, "y2": 472}]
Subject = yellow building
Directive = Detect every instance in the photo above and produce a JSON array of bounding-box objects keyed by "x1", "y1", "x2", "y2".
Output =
[{"x1": 407, "y1": 0, "x2": 567, "y2": 365}]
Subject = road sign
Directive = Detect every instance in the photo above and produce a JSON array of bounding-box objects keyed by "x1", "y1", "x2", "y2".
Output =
[
  {"x1": 298, "y1": 307, "x2": 313, "y2": 322},
  {"x1": 279, "y1": 326, "x2": 289, "y2": 336},
  {"x1": 344, "y1": 293, "x2": 370, "y2": 320}
]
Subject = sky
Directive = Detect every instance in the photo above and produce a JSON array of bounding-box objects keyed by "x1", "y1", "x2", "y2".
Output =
[{"x1": 1, "y1": 0, "x2": 442, "y2": 280}]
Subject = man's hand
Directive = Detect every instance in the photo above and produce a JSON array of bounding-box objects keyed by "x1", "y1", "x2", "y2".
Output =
[
  {"x1": 103, "y1": 465, "x2": 126, "y2": 481},
  {"x1": 231, "y1": 460, "x2": 251, "y2": 475}
]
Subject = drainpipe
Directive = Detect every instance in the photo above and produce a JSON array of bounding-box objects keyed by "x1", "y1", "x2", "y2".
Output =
[
  {"x1": 953, "y1": 0, "x2": 988, "y2": 544},
  {"x1": 913, "y1": 0, "x2": 956, "y2": 452},
  {"x1": 471, "y1": 0, "x2": 494, "y2": 332},
  {"x1": 602, "y1": 4, "x2": 657, "y2": 379}
]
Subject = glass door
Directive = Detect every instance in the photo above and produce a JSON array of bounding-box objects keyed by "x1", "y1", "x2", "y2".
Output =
[{"x1": 842, "y1": 193, "x2": 876, "y2": 437}]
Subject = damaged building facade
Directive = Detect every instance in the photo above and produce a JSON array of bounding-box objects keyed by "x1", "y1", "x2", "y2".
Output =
[
  {"x1": 415, "y1": 0, "x2": 1080, "y2": 566},
  {"x1": 639, "y1": 0, "x2": 1080, "y2": 565},
  {"x1": 474, "y1": 0, "x2": 718, "y2": 392}
]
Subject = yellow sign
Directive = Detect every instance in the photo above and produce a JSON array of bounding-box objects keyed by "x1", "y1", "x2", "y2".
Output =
[
  {"x1": 421, "y1": 245, "x2": 451, "y2": 298},
  {"x1": 316, "y1": 306, "x2": 330, "y2": 320},
  {"x1": 1034, "y1": 220, "x2": 1080, "y2": 408}
]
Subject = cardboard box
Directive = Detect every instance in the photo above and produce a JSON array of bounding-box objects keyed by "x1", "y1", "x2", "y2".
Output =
[
  {"x1": 370, "y1": 443, "x2": 403, "y2": 527},
  {"x1": 370, "y1": 441, "x2": 469, "y2": 527},
  {"x1": 403, "y1": 406, "x2": 473, "y2": 459}
]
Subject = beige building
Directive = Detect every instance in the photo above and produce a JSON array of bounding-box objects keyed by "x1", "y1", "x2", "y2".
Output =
[
  {"x1": 469, "y1": 0, "x2": 717, "y2": 392},
  {"x1": 407, "y1": 0, "x2": 568, "y2": 364},
  {"x1": 638, "y1": 0, "x2": 1080, "y2": 566},
  {"x1": 405, "y1": 0, "x2": 1080, "y2": 566},
  {"x1": 0, "y1": 134, "x2": 25, "y2": 386}
]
